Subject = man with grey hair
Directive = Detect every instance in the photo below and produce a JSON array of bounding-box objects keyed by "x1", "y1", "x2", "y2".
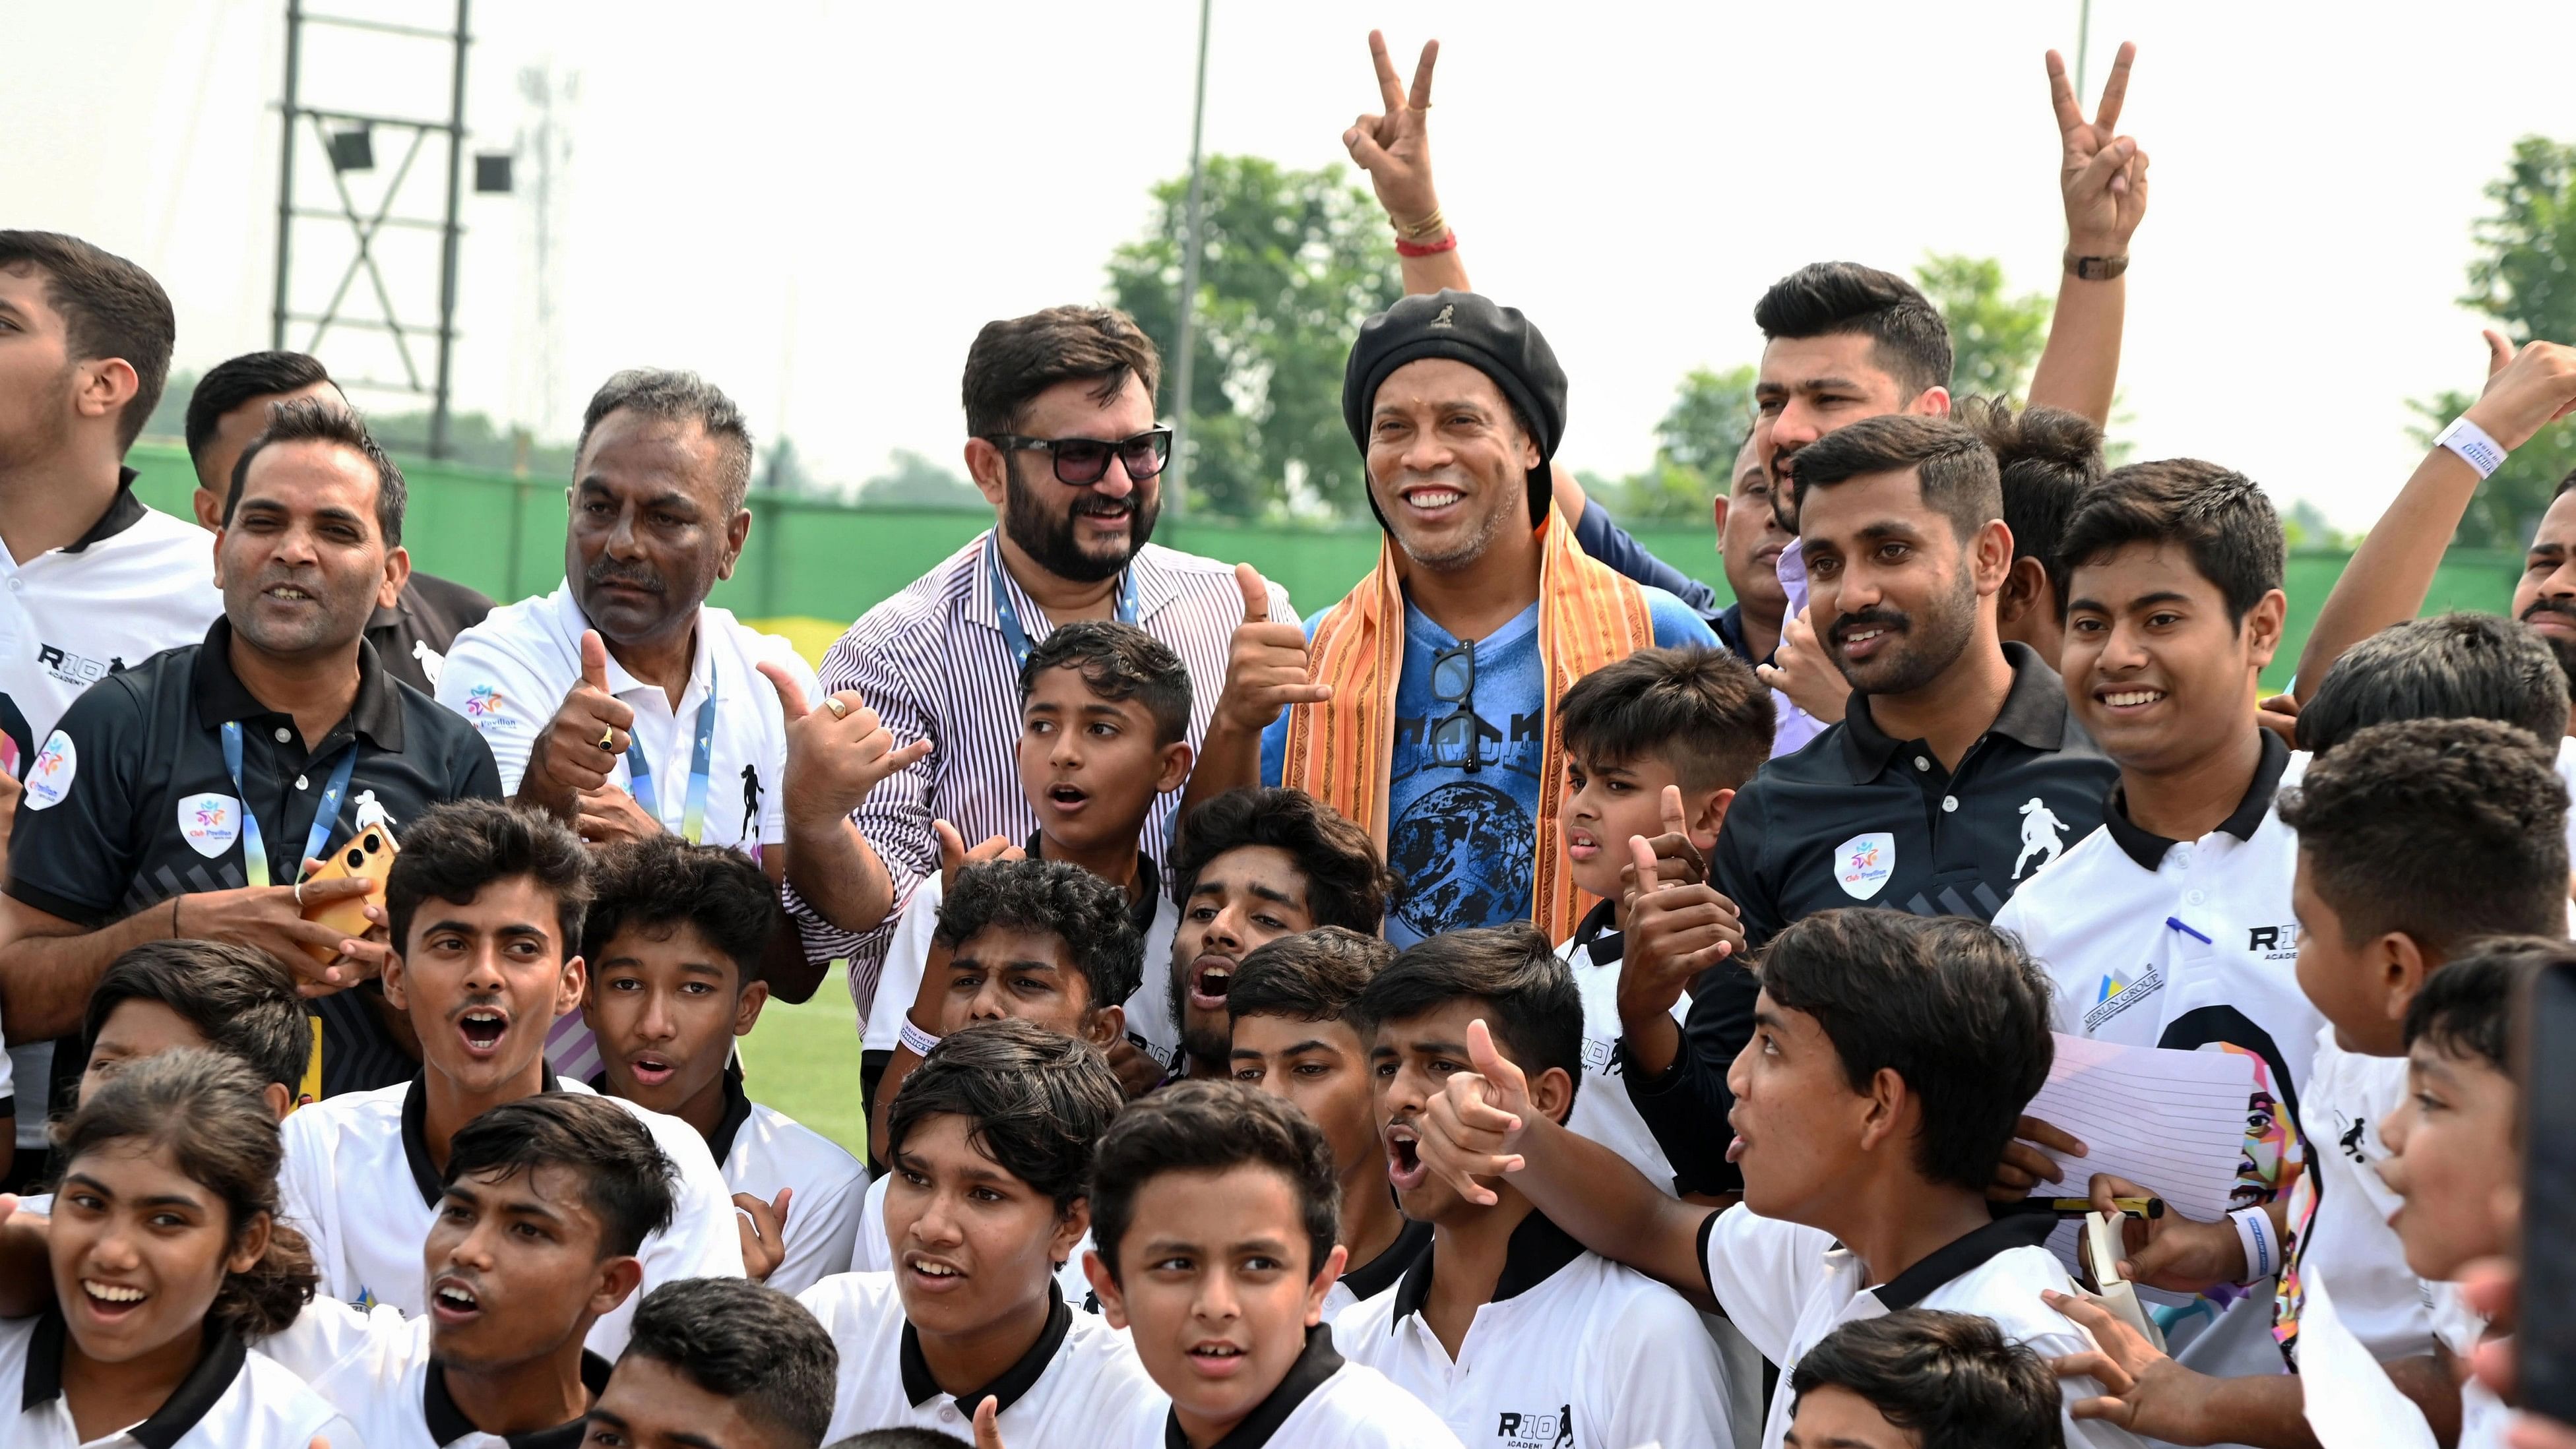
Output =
[{"x1": 437, "y1": 370, "x2": 918, "y2": 1038}]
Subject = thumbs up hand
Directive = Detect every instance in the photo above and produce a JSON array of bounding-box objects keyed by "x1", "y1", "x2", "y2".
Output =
[
  {"x1": 1213, "y1": 563, "x2": 1331, "y2": 734},
  {"x1": 533, "y1": 629, "x2": 640, "y2": 801}
]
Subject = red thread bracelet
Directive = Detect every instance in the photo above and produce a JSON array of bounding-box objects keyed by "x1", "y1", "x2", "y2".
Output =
[{"x1": 1395, "y1": 230, "x2": 1459, "y2": 257}]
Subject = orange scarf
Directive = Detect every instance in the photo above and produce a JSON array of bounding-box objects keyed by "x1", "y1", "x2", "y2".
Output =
[{"x1": 1283, "y1": 507, "x2": 1654, "y2": 942}]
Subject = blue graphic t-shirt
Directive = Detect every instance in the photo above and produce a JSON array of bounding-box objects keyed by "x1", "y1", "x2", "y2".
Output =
[{"x1": 1262, "y1": 585, "x2": 1714, "y2": 947}]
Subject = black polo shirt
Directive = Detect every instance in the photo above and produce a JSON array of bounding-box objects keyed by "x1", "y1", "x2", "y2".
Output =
[
  {"x1": 367, "y1": 569, "x2": 494, "y2": 695},
  {"x1": 6, "y1": 617, "x2": 501, "y2": 1099},
  {"x1": 1625, "y1": 641, "x2": 2116, "y2": 1193}
]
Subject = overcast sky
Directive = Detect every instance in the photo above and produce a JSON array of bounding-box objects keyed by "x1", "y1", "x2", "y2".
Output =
[{"x1": 11, "y1": 0, "x2": 2574, "y2": 530}]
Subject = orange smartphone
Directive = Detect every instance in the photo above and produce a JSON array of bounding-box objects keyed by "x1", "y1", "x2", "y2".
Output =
[{"x1": 299, "y1": 825, "x2": 397, "y2": 965}]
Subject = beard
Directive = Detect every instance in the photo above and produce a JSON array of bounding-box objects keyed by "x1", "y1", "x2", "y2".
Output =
[
  {"x1": 2523, "y1": 600, "x2": 2576, "y2": 713},
  {"x1": 1001, "y1": 458, "x2": 1158, "y2": 584},
  {"x1": 1379, "y1": 469, "x2": 1523, "y2": 574},
  {"x1": 1831, "y1": 565, "x2": 1980, "y2": 697},
  {"x1": 0, "y1": 365, "x2": 77, "y2": 473}
]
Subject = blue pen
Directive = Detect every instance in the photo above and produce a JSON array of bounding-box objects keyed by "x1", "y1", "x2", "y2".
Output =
[{"x1": 2165, "y1": 915, "x2": 2212, "y2": 944}]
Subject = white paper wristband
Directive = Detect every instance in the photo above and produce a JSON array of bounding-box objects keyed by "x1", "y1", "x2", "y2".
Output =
[
  {"x1": 2435, "y1": 416, "x2": 2510, "y2": 479},
  {"x1": 899, "y1": 1018, "x2": 943, "y2": 1058},
  {"x1": 2230, "y1": 1206, "x2": 2278, "y2": 1284}
]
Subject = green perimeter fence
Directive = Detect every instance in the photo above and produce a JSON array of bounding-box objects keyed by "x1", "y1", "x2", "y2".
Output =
[{"x1": 129, "y1": 441, "x2": 2525, "y2": 693}]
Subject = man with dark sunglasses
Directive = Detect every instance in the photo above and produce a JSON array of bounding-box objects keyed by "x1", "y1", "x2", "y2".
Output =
[{"x1": 804, "y1": 305, "x2": 1297, "y2": 1076}]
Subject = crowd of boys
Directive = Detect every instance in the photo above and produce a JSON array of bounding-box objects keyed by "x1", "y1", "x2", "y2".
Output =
[{"x1": 0, "y1": 22, "x2": 2573, "y2": 1449}]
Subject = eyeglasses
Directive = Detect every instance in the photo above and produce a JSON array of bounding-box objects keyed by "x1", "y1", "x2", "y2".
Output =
[
  {"x1": 984, "y1": 428, "x2": 1173, "y2": 486},
  {"x1": 1428, "y1": 641, "x2": 1482, "y2": 773}
]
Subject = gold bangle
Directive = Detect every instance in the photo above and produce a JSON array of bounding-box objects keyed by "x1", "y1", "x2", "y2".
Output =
[{"x1": 1395, "y1": 206, "x2": 1447, "y2": 243}]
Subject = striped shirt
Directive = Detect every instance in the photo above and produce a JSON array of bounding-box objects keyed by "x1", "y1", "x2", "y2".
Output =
[{"x1": 801, "y1": 531, "x2": 1288, "y2": 1014}]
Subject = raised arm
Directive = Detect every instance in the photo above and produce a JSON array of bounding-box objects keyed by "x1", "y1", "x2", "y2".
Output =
[
  {"x1": 2291, "y1": 337, "x2": 2576, "y2": 700},
  {"x1": 1344, "y1": 31, "x2": 1469, "y2": 295},
  {"x1": 2026, "y1": 43, "x2": 2149, "y2": 427}
]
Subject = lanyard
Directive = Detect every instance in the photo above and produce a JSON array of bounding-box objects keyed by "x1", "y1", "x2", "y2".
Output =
[
  {"x1": 985, "y1": 532, "x2": 1139, "y2": 671},
  {"x1": 627, "y1": 679, "x2": 716, "y2": 844},
  {"x1": 220, "y1": 722, "x2": 360, "y2": 888}
]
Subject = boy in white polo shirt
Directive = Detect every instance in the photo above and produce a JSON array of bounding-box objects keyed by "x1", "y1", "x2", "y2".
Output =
[
  {"x1": 276, "y1": 799, "x2": 743, "y2": 1357},
  {"x1": 1083, "y1": 1081, "x2": 1462, "y2": 1449},
  {"x1": 1336, "y1": 925, "x2": 1730, "y2": 1449},
  {"x1": 1226, "y1": 927, "x2": 1428, "y2": 1318},
  {"x1": 1412, "y1": 909, "x2": 2147, "y2": 1449},
  {"x1": 582, "y1": 833, "x2": 865, "y2": 1294},
  {"x1": 2044, "y1": 718, "x2": 2568, "y2": 1446},
  {"x1": 1551, "y1": 644, "x2": 1773, "y2": 1197},
  {"x1": 800, "y1": 1020, "x2": 1148, "y2": 1446}
]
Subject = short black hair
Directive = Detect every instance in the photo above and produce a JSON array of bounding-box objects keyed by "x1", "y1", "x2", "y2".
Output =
[
  {"x1": 1019, "y1": 619, "x2": 1192, "y2": 747},
  {"x1": 0, "y1": 230, "x2": 174, "y2": 451},
  {"x1": 185, "y1": 350, "x2": 335, "y2": 474},
  {"x1": 1761, "y1": 911, "x2": 2056, "y2": 1192},
  {"x1": 1359, "y1": 925, "x2": 1584, "y2": 1111},
  {"x1": 1173, "y1": 788, "x2": 1391, "y2": 937},
  {"x1": 444, "y1": 1093, "x2": 677, "y2": 1259},
  {"x1": 1957, "y1": 398, "x2": 2105, "y2": 611},
  {"x1": 885, "y1": 1019, "x2": 1127, "y2": 1214},
  {"x1": 961, "y1": 305, "x2": 1162, "y2": 439},
  {"x1": 577, "y1": 369, "x2": 757, "y2": 512},
  {"x1": 2405, "y1": 936, "x2": 2562, "y2": 1072},
  {"x1": 2298, "y1": 614, "x2": 2570, "y2": 756},
  {"x1": 81, "y1": 940, "x2": 310, "y2": 1098},
  {"x1": 2278, "y1": 718, "x2": 2570, "y2": 956},
  {"x1": 1753, "y1": 262, "x2": 1953, "y2": 400},
  {"x1": 827, "y1": 1433, "x2": 970, "y2": 1449},
  {"x1": 387, "y1": 799, "x2": 593, "y2": 962},
  {"x1": 1226, "y1": 927, "x2": 1395, "y2": 1034},
  {"x1": 226, "y1": 395, "x2": 408, "y2": 546},
  {"x1": 1087, "y1": 1080, "x2": 1339, "y2": 1285},
  {"x1": 1785, "y1": 413, "x2": 2001, "y2": 544},
  {"x1": 619, "y1": 1278, "x2": 838, "y2": 1449},
  {"x1": 933, "y1": 857, "x2": 1142, "y2": 1016},
  {"x1": 1790, "y1": 1309, "x2": 2065, "y2": 1449},
  {"x1": 1557, "y1": 646, "x2": 1775, "y2": 794},
  {"x1": 581, "y1": 834, "x2": 784, "y2": 991},
  {"x1": 2056, "y1": 458, "x2": 2284, "y2": 625}
]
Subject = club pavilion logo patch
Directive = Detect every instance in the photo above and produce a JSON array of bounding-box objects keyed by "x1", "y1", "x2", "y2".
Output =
[
  {"x1": 178, "y1": 793, "x2": 242, "y2": 859},
  {"x1": 2084, "y1": 964, "x2": 2166, "y2": 1033},
  {"x1": 1833, "y1": 831, "x2": 1895, "y2": 901},
  {"x1": 21, "y1": 729, "x2": 75, "y2": 810}
]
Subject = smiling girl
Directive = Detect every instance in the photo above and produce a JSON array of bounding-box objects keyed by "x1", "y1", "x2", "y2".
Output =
[{"x1": 0, "y1": 1049, "x2": 353, "y2": 1448}]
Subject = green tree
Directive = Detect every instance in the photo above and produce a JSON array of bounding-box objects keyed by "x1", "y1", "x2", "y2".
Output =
[
  {"x1": 860, "y1": 448, "x2": 983, "y2": 510},
  {"x1": 1594, "y1": 365, "x2": 1757, "y2": 522},
  {"x1": 2412, "y1": 135, "x2": 2576, "y2": 549},
  {"x1": 1915, "y1": 254, "x2": 2052, "y2": 400},
  {"x1": 1106, "y1": 156, "x2": 1402, "y2": 520}
]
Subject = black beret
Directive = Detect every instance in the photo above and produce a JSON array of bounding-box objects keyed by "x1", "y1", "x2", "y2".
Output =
[{"x1": 1342, "y1": 290, "x2": 1567, "y2": 527}]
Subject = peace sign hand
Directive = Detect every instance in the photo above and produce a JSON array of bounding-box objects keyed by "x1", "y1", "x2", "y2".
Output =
[
  {"x1": 1342, "y1": 30, "x2": 1441, "y2": 235},
  {"x1": 2047, "y1": 42, "x2": 2149, "y2": 255}
]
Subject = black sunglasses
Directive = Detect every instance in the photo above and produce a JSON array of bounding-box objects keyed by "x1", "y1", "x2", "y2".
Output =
[
  {"x1": 984, "y1": 428, "x2": 1173, "y2": 486},
  {"x1": 1429, "y1": 641, "x2": 1481, "y2": 773}
]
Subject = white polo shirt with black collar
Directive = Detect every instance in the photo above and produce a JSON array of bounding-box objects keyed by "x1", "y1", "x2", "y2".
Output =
[
  {"x1": 796, "y1": 1271, "x2": 1154, "y2": 1446},
  {"x1": 1699, "y1": 1205, "x2": 2149, "y2": 1449},
  {"x1": 1555, "y1": 900, "x2": 1691, "y2": 1194},
  {"x1": 275, "y1": 1070, "x2": 746, "y2": 1357},
  {"x1": 0, "y1": 1309, "x2": 353, "y2": 1449},
  {"x1": 257, "y1": 1293, "x2": 613, "y2": 1449},
  {"x1": 1104, "y1": 1324, "x2": 1463, "y2": 1449},
  {"x1": 1319, "y1": 1219, "x2": 1432, "y2": 1320},
  {"x1": 1332, "y1": 1211, "x2": 1730, "y2": 1449},
  {"x1": 697, "y1": 1063, "x2": 864, "y2": 1296}
]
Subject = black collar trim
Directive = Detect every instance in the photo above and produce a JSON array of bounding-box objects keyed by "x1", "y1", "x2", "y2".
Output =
[
  {"x1": 1337, "y1": 1217, "x2": 1432, "y2": 1305},
  {"x1": 2100, "y1": 730, "x2": 2293, "y2": 873},
  {"x1": 18, "y1": 1309, "x2": 247, "y2": 1446},
  {"x1": 1569, "y1": 898, "x2": 1621, "y2": 964},
  {"x1": 1840, "y1": 642, "x2": 2070, "y2": 783},
  {"x1": 61, "y1": 467, "x2": 146, "y2": 555},
  {"x1": 901, "y1": 1280, "x2": 1072, "y2": 1415},
  {"x1": 424, "y1": 1349, "x2": 613, "y2": 1448},
  {"x1": 1388, "y1": 1210, "x2": 1587, "y2": 1326},
  {"x1": 189, "y1": 617, "x2": 408, "y2": 752},
  {"x1": 1025, "y1": 833, "x2": 1162, "y2": 937},
  {"x1": 1164, "y1": 1324, "x2": 1345, "y2": 1449},
  {"x1": 1870, "y1": 1210, "x2": 2061, "y2": 1312},
  {"x1": 703, "y1": 1061, "x2": 755, "y2": 1166},
  {"x1": 404, "y1": 1066, "x2": 563, "y2": 1208}
]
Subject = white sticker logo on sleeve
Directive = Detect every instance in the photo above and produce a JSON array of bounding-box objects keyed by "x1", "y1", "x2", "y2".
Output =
[
  {"x1": 1833, "y1": 831, "x2": 1895, "y2": 901},
  {"x1": 21, "y1": 730, "x2": 75, "y2": 811},
  {"x1": 178, "y1": 793, "x2": 243, "y2": 859}
]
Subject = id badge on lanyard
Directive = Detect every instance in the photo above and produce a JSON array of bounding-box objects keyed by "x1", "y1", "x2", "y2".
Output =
[
  {"x1": 219, "y1": 721, "x2": 358, "y2": 887},
  {"x1": 627, "y1": 679, "x2": 716, "y2": 844}
]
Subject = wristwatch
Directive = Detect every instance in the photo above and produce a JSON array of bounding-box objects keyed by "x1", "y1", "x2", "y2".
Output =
[{"x1": 2065, "y1": 251, "x2": 2129, "y2": 281}]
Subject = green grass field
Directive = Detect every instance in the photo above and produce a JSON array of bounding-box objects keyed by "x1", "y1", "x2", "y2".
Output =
[{"x1": 738, "y1": 963, "x2": 868, "y2": 1161}]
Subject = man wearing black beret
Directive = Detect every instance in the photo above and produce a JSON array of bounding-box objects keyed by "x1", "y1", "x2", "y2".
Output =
[{"x1": 1191, "y1": 288, "x2": 1718, "y2": 948}]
